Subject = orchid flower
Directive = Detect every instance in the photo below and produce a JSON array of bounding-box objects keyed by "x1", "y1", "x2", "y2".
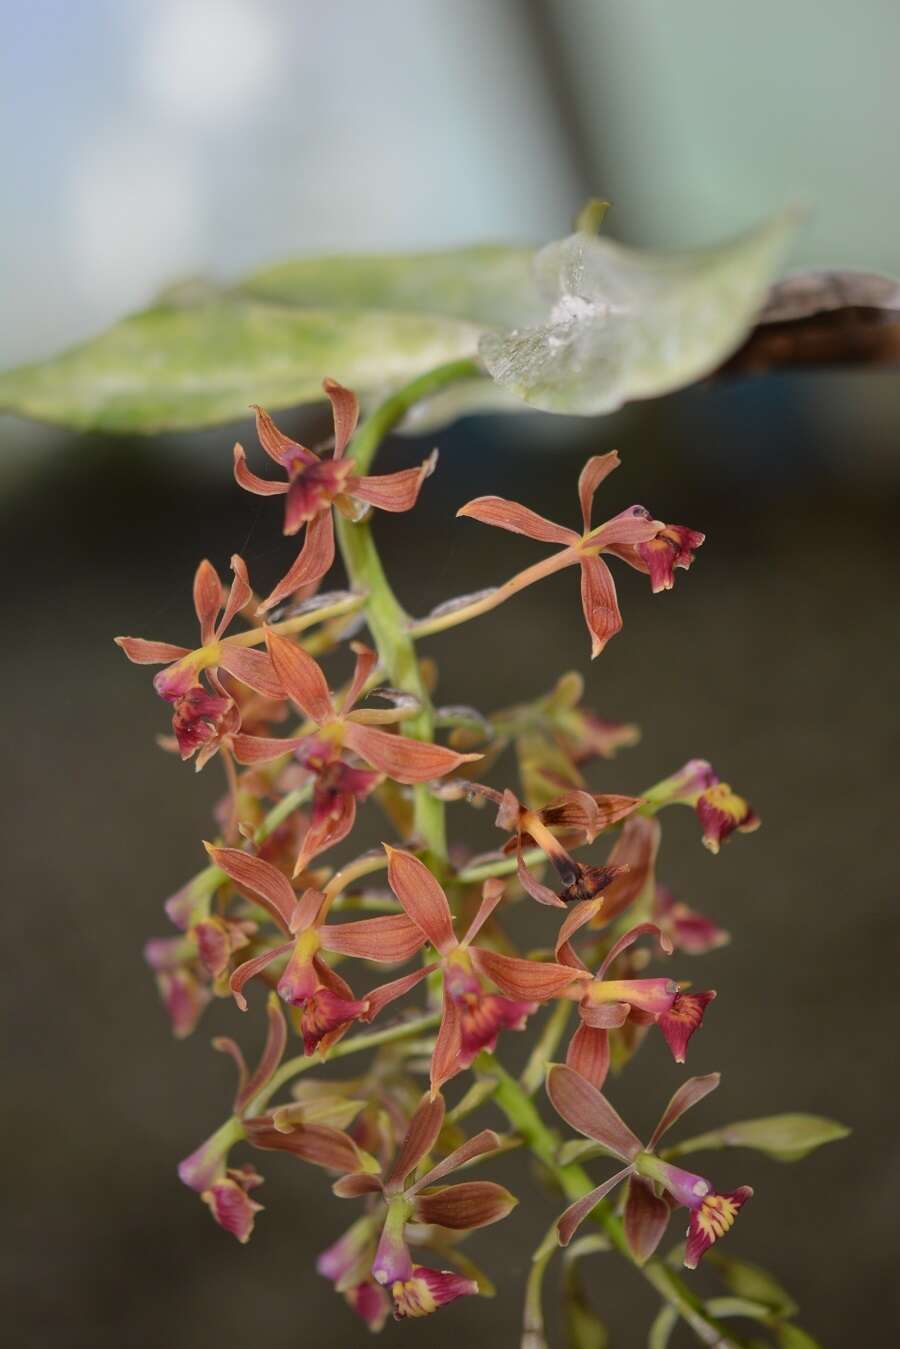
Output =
[
  {"x1": 317, "y1": 1216, "x2": 391, "y2": 1332},
  {"x1": 231, "y1": 633, "x2": 481, "y2": 874},
  {"x1": 233, "y1": 377, "x2": 437, "y2": 612},
  {"x1": 207, "y1": 845, "x2": 430, "y2": 1053},
  {"x1": 384, "y1": 847, "x2": 555, "y2": 1094},
  {"x1": 654, "y1": 884, "x2": 730, "y2": 955},
  {"x1": 332, "y1": 1090, "x2": 517, "y2": 1318},
  {"x1": 457, "y1": 452, "x2": 703, "y2": 657},
  {"x1": 143, "y1": 934, "x2": 214, "y2": 1038},
  {"x1": 116, "y1": 554, "x2": 277, "y2": 704},
  {"x1": 547, "y1": 1064, "x2": 752, "y2": 1268},
  {"x1": 115, "y1": 555, "x2": 282, "y2": 761},
  {"x1": 178, "y1": 995, "x2": 387, "y2": 1243},
  {"x1": 644, "y1": 758, "x2": 760, "y2": 853},
  {"x1": 555, "y1": 919, "x2": 715, "y2": 1089}
]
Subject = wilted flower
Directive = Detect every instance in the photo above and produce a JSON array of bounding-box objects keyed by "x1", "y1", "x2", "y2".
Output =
[
  {"x1": 457, "y1": 452, "x2": 703, "y2": 657},
  {"x1": 547, "y1": 1065, "x2": 751, "y2": 1268},
  {"x1": 233, "y1": 378, "x2": 437, "y2": 612},
  {"x1": 469, "y1": 783, "x2": 636, "y2": 908}
]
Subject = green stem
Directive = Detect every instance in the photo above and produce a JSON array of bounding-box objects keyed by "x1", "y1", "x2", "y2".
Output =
[
  {"x1": 350, "y1": 359, "x2": 483, "y2": 475},
  {"x1": 313, "y1": 362, "x2": 737, "y2": 1345},
  {"x1": 224, "y1": 590, "x2": 366, "y2": 648},
  {"x1": 337, "y1": 515, "x2": 446, "y2": 856},
  {"x1": 478, "y1": 1054, "x2": 744, "y2": 1349},
  {"x1": 408, "y1": 547, "x2": 576, "y2": 640},
  {"x1": 456, "y1": 846, "x2": 547, "y2": 885},
  {"x1": 335, "y1": 358, "x2": 482, "y2": 859},
  {"x1": 247, "y1": 1009, "x2": 441, "y2": 1116},
  {"x1": 520, "y1": 999, "x2": 571, "y2": 1095}
]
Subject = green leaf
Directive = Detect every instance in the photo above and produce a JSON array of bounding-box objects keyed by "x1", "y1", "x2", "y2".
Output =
[
  {"x1": 478, "y1": 210, "x2": 798, "y2": 415},
  {"x1": 239, "y1": 244, "x2": 544, "y2": 329},
  {"x1": 707, "y1": 1252, "x2": 798, "y2": 1318},
  {"x1": 705, "y1": 1296, "x2": 777, "y2": 1322},
  {"x1": 558, "y1": 1138, "x2": 621, "y2": 1167},
  {"x1": 564, "y1": 1261, "x2": 609, "y2": 1349},
  {"x1": 647, "y1": 1304, "x2": 679, "y2": 1349},
  {"x1": 522, "y1": 1223, "x2": 560, "y2": 1349},
  {"x1": 0, "y1": 300, "x2": 482, "y2": 433},
  {"x1": 665, "y1": 1112, "x2": 850, "y2": 1163},
  {"x1": 776, "y1": 1325, "x2": 823, "y2": 1349}
]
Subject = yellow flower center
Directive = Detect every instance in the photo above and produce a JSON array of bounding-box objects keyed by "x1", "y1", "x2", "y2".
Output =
[{"x1": 695, "y1": 1193, "x2": 740, "y2": 1242}]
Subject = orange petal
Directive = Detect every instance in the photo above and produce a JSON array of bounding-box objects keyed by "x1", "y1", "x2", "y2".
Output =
[
  {"x1": 257, "y1": 510, "x2": 335, "y2": 614},
  {"x1": 565, "y1": 1022, "x2": 610, "y2": 1090},
  {"x1": 341, "y1": 642, "x2": 379, "y2": 714},
  {"x1": 648, "y1": 1073, "x2": 721, "y2": 1151},
  {"x1": 361, "y1": 964, "x2": 434, "y2": 1022},
  {"x1": 229, "y1": 943, "x2": 292, "y2": 1011},
  {"x1": 343, "y1": 722, "x2": 481, "y2": 784},
  {"x1": 229, "y1": 733, "x2": 307, "y2": 766},
  {"x1": 579, "y1": 555, "x2": 623, "y2": 659},
  {"x1": 460, "y1": 878, "x2": 505, "y2": 947},
  {"x1": 322, "y1": 377, "x2": 360, "y2": 459},
  {"x1": 457, "y1": 495, "x2": 578, "y2": 546},
  {"x1": 264, "y1": 628, "x2": 334, "y2": 723},
  {"x1": 577, "y1": 452, "x2": 621, "y2": 531},
  {"x1": 216, "y1": 555, "x2": 254, "y2": 638},
  {"x1": 383, "y1": 847, "x2": 456, "y2": 955},
  {"x1": 470, "y1": 948, "x2": 581, "y2": 1001},
  {"x1": 410, "y1": 1129, "x2": 504, "y2": 1192},
  {"x1": 245, "y1": 1118, "x2": 370, "y2": 1174},
  {"x1": 594, "y1": 816, "x2": 661, "y2": 926},
  {"x1": 349, "y1": 452, "x2": 436, "y2": 513},
  {"x1": 320, "y1": 913, "x2": 426, "y2": 963},
  {"x1": 557, "y1": 1168, "x2": 634, "y2": 1246},
  {"x1": 411, "y1": 1181, "x2": 516, "y2": 1230},
  {"x1": 193, "y1": 560, "x2": 223, "y2": 644},
  {"x1": 234, "y1": 995, "x2": 287, "y2": 1112},
  {"x1": 251, "y1": 405, "x2": 316, "y2": 467},
  {"x1": 114, "y1": 636, "x2": 191, "y2": 664},
  {"x1": 217, "y1": 646, "x2": 283, "y2": 700},
  {"x1": 623, "y1": 1175, "x2": 672, "y2": 1264},
  {"x1": 546, "y1": 1064, "x2": 642, "y2": 1161},
  {"x1": 429, "y1": 988, "x2": 463, "y2": 1097},
  {"x1": 596, "y1": 921, "x2": 672, "y2": 981},
  {"x1": 384, "y1": 1091, "x2": 445, "y2": 1195},
  {"x1": 233, "y1": 441, "x2": 290, "y2": 495},
  {"x1": 205, "y1": 844, "x2": 298, "y2": 934}
]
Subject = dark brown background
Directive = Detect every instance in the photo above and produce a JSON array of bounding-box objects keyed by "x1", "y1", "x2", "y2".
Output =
[{"x1": 4, "y1": 367, "x2": 898, "y2": 1346}]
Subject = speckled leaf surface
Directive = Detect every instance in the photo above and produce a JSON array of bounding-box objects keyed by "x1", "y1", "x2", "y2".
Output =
[
  {"x1": 479, "y1": 212, "x2": 798, "y2": 414},
  {"x1": 0, "y1": 300, "x2": 483, "y2": 433},
  {"x1": 238, "y1": 245, "x2": 544, "y2": 329}
]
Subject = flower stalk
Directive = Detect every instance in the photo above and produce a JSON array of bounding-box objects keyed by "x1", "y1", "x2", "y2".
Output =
[{"x1": 125, "y1": 358, "x2": 842, "y2": 1345}]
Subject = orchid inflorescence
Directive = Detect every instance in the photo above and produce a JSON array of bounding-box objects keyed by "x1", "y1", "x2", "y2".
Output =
[{"x1": 119, "y1": 373, "x2": 840, "y2": 1346}]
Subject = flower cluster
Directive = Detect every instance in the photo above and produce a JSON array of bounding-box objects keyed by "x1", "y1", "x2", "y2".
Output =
[{"x1": 118, "y1": 375, "x2": 840, "y2": 1343}]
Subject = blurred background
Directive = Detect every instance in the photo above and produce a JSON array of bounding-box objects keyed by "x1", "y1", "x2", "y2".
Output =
[{"x1": 3, "y1": 2, "x2": 899, "y2": 1346}]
